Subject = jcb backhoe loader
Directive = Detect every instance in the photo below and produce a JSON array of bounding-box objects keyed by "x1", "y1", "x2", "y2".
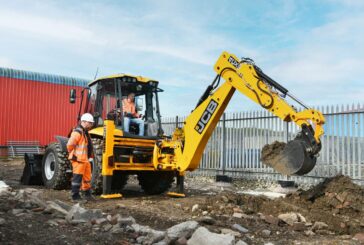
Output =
[{"x1": 22, "y1": 51, "x2": 325, "y2": 198}]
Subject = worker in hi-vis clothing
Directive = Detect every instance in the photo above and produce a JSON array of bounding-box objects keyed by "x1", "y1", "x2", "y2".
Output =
[{"x1": 67, "y1": 113, "x2": 95, "y2": 202}]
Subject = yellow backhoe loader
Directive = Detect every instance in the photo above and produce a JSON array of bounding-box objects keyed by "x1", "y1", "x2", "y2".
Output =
[{"x1": 22, "y1": 51, "x2": 325, "y2": 198}]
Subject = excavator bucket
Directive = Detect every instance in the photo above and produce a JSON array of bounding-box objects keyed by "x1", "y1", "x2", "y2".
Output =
[{"x1": 261, "y1": 139, "x2": 317, "y2": 176}]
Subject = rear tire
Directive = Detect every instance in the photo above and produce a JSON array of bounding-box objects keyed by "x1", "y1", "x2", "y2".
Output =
[
  {"x1": 91, "y1": 139, "x2": 128, "y2": 195},
  {"x1": 41, "y1": 143, "x2": 71, "y2": 189},
  {"x1": 137, "y1": 171, "x2": 175, "y2": 195}
]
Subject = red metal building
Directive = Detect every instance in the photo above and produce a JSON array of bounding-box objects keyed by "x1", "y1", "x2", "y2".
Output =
[{"x1": 0, "y1": 67, "x2": 90, "y2": 151}]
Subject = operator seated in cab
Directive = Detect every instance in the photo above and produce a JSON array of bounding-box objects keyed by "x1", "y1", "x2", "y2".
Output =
[{"x1": 122, "y1": 93, "x2": 144, "y2": 136}]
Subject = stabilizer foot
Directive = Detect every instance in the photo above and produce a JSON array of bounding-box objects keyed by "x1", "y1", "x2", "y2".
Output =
[
  {"x1": 100, "y1": 193, "x2": 122, "y2": 199},
  {"x1": 167, "y1": 192, "x2": 185, "y2": 198}
]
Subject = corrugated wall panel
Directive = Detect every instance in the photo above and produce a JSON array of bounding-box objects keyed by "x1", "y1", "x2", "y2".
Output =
[{"x1": 0, "y1": 71, "x2": 89, "y2": 146}]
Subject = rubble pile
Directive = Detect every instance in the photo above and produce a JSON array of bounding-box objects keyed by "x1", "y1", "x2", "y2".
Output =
[
  {"x1": 0, "y1": 187, "x2": 254, "y2": 245},
  {"x1": 1, "y1": 160, "x2": 363, "y2": 245}
]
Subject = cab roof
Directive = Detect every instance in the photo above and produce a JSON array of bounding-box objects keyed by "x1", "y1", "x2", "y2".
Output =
[{"x1": 88, "y1": 73, "x2": 158, "y2": 86}]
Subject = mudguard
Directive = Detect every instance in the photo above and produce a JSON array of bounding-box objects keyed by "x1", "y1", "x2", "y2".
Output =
[{"x1": 55, "y1": 136, "x2": 69, "y2": 152}]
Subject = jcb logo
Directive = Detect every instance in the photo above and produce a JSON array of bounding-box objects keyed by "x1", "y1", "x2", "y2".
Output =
[
  {"x1": 195, "y1": 100, "x2": 218, "y2": 134},
  {"x1": 228, "y1": 56, "x2": 240, "y2": 69}
]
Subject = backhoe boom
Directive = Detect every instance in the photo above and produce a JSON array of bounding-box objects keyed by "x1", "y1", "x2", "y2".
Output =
[{"x1": 153, "y1": 51, "x2": 325, "y2": 177}]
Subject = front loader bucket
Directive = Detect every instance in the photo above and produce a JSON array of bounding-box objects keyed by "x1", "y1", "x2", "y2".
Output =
[
  {"x1": 21, "y1": 153, "x2": 44, "y2": 185},
  {"x1": 261, "y1": 140, "x2": 317, "y2": 176}
]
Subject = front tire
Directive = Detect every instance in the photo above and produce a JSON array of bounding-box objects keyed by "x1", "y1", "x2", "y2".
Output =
[
  {"x1": 91, "y1": 138, "x2": 103, "y2": 193},
  {"x1": 91, "y1": 138, "x2": 129, "y2": 195},
  {"x1": 41, "y1": 143, "x2": 71, "y2": 189}
]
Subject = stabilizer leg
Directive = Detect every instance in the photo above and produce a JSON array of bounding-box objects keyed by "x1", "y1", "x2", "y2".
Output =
[
  {"x1": 167, "y1": 173, "x2": 186, "y2": 198},
  {"x1": 101, "y1": 175, "x2": 122, "y2": 199}
]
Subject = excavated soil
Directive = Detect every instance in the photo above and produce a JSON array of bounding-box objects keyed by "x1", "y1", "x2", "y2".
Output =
[
  {"x1": 261, "y1": 141, "x2": 286, "y2": 167},
  {"x1": 202, "y1": 176, "x2": 364, "y2": 235},
  {"x1": 0, "y1": 159, "x2": 363, "y2": 244},
  {"x1": 261, "y1": 141, "x2": 286, "y2": 161},
  {"x1": 287, "y1": 175, "x2": 364, "y2": 234}
]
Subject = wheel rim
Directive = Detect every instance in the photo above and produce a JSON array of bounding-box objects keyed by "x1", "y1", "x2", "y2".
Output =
[{"x1": 44, "y1": 152, "x2": 56, "y2": 180}]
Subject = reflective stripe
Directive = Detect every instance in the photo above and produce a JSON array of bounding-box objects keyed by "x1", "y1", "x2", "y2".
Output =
[
  {"x1": 72, "y1": 182, "x2": 81, "y2": 186},
  {"x1": 75, "y1": 145, "x2": 88, "y2": 149},
  {"x1": 75, "y1": 150, "x2": 87, "y2": 155}
]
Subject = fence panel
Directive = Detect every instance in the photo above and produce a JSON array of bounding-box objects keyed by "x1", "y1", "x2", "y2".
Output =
[{"x1": 161, "y1": 103, "x2": 364, "y2": 186}]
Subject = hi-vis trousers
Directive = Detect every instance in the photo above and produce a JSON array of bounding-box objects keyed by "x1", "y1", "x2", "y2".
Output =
[{"x1": 71, "y1": 160, "x2": 91, "y2": 195}]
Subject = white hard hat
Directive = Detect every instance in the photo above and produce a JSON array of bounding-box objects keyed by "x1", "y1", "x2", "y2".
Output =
[{"x1": 80, "y1": 113, "x2": 94, "y2": 123}]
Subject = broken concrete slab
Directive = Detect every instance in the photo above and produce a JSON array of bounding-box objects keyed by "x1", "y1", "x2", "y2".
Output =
[
  {"x1": 0, "y1": 181, "x2": 10, "y2": 194},
  {"x1": 167, "y1": 221, "x2": 199, "y2": 242},
  {"x1": 187, "y1": 227, "x2": 234, "y2": 245},
  {"x1": 129, "y1": 223, "x2": 166, "y2": 244},
  {"x1": 53, "y1": 200, "x2": 72, "y2": 212},
  {"x1": 144, "y1": 229, "x2": 166, "y2": 244},
  {"x1": 45, "y1": 201, "x2": 69, "y2": 216},
  {"x1": 131, "y1": 223, "x2": 152, "y2": 234},
  {"x1": 278, "y1": 212, "x2": 306, "y2": 226},
  {"x1": 231, "y1": 224, "x2": 249, "y2": 233},
  {"x1": 235, "y1": 241, "x2": 248, "y2": 245},
  {"x1": 65, "y1": 203, "x2": 103, "y2": 224},
  {"x1": 237, "y1": 190, "x2": 286, "y2": 199},
  {"x1": 220, "y1": 228, "x2": 241, "y2": 237},
  {"x1": 94, "y1": 217, "x2": 107, "y2": 225},
  {"x1": 28, "y1": 195, "x2": 48, "y2": 208}
]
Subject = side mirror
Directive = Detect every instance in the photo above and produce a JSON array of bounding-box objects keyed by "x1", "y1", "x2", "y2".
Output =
[
  {"x1": 135, "y1": 97, "x2": 144, "y2": 112},
  {"x1": 69, "y1": 89, "x2": 76, "y2": 104}
]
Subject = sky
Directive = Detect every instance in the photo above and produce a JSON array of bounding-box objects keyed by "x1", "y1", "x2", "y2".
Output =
[{"x1": 0, "y1": 0, "x2": 364, "y2": 117}]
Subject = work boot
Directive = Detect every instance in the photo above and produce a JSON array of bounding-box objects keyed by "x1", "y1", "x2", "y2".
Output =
[
  {"x1": 71, "y1": 193, "x2": 86, "y2": 203},
  {"x1": 82, "y1": 190, "x2": 96, "y2": 202}
]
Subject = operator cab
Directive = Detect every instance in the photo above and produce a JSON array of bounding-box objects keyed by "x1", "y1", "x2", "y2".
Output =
[{"x1": 84, "y1": 74, "x2": 164, "y2": 139}]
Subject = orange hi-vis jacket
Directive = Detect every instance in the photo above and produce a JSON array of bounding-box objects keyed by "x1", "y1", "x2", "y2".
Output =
[
  {"x1": 67, "y1": 126, "x2": 91, "y2": 163},
  {"x1": 122, "y1": 98, "x2": 139, "y2": 118}
]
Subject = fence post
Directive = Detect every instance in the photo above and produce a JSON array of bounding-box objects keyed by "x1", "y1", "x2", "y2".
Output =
[
  {"x1": 282, "y1": 121, "x2": 292, "y2": 183},
  {"x1": 222, "y1": 113, "x2": 226, "y2": 175},
  {"x1": 216, "y1": 112, "x2": 231, "y2": 182},
  {"x1": 175, "y1": 116, "x2": 179, "y2": 128}
]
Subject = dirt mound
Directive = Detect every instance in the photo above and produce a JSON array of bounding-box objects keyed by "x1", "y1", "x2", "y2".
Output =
[
  {"x1": 298, "y1": 175, "x2": 364, "y2": 214},
  {"x1": 202, "y1": 175, "x2": 364, "y2": 235},
  {"x1": 287, "y1": 175, "x2": 364, "y2": 234}
]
